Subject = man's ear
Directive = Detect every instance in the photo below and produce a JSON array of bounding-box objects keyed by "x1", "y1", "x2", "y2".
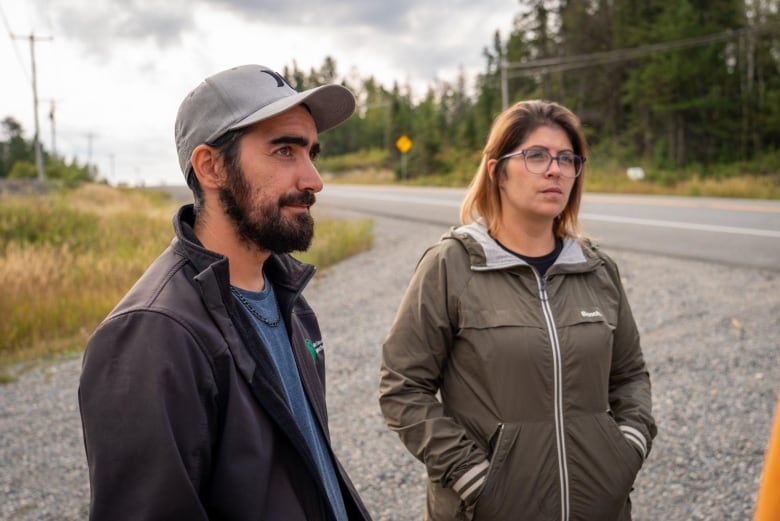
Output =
[{"x1": 191, "y1": 144, "x2": 225, "y2": 189}]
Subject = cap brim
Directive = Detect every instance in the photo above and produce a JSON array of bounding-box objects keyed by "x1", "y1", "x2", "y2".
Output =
[{"x1": 226, "y1": 83, "x2": 356, "y2": 134}]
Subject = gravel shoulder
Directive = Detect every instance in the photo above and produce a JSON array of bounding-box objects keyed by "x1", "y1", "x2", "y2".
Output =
[{"x1": 1, "y1": 214, "x2": 778, "y2": 521}]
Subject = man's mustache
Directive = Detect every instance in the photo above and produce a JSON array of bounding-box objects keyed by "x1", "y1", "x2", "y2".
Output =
[{"x1": 279, "y1": 191, "x2": 316, "y2": 207}]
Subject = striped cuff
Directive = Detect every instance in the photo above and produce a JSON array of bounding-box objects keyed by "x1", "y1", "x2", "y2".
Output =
[
  {"x1": 620, "y1": 424, "x2": 648, "y2": 460},
  {"x1": 452, "y1": 460, "x2": 489, "y2": 503}
]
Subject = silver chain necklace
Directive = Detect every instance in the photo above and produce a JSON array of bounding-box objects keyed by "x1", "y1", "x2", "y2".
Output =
[{"x1": 231, "y1": 287, "x2": 281, "y2": 328}]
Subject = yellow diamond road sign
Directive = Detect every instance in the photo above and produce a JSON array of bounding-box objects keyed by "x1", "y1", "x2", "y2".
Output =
[{"x1": 395, "y1": 134, "x2": 413, "y2": 154}]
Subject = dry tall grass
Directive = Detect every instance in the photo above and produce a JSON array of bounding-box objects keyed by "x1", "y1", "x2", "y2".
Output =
[
  {"x1": 0, "y1": 185, "x2": 176, "y2": 373},
  {"x1": 0, "y1": 183, "x2": 373, "y2": 377}
]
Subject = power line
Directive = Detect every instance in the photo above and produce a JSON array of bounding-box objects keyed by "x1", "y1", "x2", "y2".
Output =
[
  {"x1": 0, "y1": 1, "x2": 30, "y2": 84},
  {"x1": 500, "y1": 22, "x2": 780, "y2": 108},
  {"x1": 506, "y1": 23, "x2": 780, "y2": 73}
]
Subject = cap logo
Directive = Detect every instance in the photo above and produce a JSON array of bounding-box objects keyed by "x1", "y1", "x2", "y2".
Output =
[{"x1": 261, "y1": 69, "x2": 293, "y2": 89}]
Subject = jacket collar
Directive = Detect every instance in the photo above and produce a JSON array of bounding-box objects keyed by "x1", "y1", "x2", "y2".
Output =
[
  {"x1": 170, "y1": 204, "x2": 317, "y2": 382},
  {"x1": 171, "y1": 204, "x2": 316, "y2": 293}
]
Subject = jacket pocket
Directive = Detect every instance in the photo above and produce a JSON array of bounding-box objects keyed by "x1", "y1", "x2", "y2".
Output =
[
  {"x1": 598, "y1": 412, "x2": 643, "y2": 477},
  {"x1": 456, "y1": 422, "x2": 518, "y2": 519},
  {"x1": 471, "y1": 421, "x2": 559, "y2": 519},
  {"x1": 566, "y1": 413, "x2": 639, "y2": 520}
]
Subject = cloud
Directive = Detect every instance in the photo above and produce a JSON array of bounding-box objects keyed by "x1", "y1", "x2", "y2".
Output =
[
  {"x1": 38, "y1": 0, "x2": 194, "y2": 60},
  {"x1": 208, "y1": 0, "x2": 414, "y2": 30},
  {"x1": 3, "y1": 0, "x2": 521, "y2": 185},
  {"x1": 35, "y1": 0, "x2": 517, "y2": 82}
]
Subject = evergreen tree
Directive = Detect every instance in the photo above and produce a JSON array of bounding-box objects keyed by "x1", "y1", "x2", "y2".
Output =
[{"x1": 0, "y1": 117, "x2": 35, "y2": 178}]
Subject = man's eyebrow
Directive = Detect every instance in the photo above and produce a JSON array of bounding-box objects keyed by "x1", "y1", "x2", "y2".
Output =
[{"x1": 269, "y1": 135, "x2": 311, "y2": 147}]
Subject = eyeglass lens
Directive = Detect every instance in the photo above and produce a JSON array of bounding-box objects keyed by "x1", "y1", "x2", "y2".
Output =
[{"x1": 524, "y1": 148, "x2": 582, "y2": 177}]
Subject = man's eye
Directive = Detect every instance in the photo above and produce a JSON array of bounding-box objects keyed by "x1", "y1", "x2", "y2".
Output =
[{"x1": 310, "y1": 149, "x2": 320, "y2": 161}]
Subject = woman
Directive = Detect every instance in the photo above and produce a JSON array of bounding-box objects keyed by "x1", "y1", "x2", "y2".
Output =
[{"x1": 379, "y1": 100, "x2": 657, "y2": 520}]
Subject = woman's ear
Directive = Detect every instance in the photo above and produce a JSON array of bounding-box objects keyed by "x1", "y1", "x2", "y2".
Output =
[
  {"x1": 487, "y1": 158, "x2": 498, "y2": 184},
  {"x1": 191, "y1": 144, "x2": 225, "y2": 190}
]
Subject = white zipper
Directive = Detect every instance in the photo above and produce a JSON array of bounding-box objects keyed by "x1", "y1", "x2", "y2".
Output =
[{"x1": 537, "y1": 275, "x2": 570, "y2": 521}]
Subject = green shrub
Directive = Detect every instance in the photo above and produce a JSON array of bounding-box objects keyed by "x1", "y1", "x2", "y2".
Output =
[{"x1": 0, "y1": 198, "x2": 98, "y2": 254}]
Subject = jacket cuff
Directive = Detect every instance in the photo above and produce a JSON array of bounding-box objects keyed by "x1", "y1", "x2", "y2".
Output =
[
  {"x1": 452, "y1": 460, "x2": 489, "y2": 503},
  {"x1": 620, "y1": 424, "x2": 648, "y2": 461}
]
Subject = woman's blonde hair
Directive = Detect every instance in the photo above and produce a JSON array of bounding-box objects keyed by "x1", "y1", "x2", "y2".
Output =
[{"x1": 460, "y1": 99, "x2": 588, "y2": 238}]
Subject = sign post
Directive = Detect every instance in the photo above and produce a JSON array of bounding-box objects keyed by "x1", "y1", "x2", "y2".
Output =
[{"x1": 395, "y1": 134, "x2": 413, "y2": 181}]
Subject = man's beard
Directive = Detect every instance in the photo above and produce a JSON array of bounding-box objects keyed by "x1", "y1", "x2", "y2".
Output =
[{"x1": 218, "y1": 165, "x2": 316, "y2": 254}]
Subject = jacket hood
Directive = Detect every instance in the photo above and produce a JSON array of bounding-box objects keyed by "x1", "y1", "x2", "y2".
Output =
[{"x1": 447, "y1": 220, "x2": 601, "y2": 273}]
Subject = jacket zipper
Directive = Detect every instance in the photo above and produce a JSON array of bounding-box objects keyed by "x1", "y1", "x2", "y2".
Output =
[{"x1": 537, "y1": 275, "x2": 570, "y2": 521}]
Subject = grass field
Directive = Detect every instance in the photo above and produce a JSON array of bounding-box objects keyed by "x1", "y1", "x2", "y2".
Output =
[{"x1": 0, "y1": 183, "x2": 373, "y2": 379}]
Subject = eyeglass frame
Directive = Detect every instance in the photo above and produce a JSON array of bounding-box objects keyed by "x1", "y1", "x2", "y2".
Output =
[{"x1": 496, "y1": 147, "x2": 586, "y2": 179}]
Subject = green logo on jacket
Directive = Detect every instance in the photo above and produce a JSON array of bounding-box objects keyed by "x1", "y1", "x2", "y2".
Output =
[{"x1": 305, "y1": 338, "x2": 318, "y2": 361}]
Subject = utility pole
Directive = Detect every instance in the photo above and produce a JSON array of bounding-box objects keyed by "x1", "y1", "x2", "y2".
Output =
[
  {"x1": 364, "y1": 97, "x2": 392, "y2": 151},
  {"x1": 81, "y1": 131, "x2": 99, "y2": 179},
  {"x1": 500, "y1": 59, "x2": 508, "y2": 110},
  {"x1": 46, "y1": 99, "x2": 62, "y2": 157},
  {"x1": 12, "y1": 32, "x2": 52, "y2": 182},
  {"x1": 85, "y1": 132, "x2": 96, "y2": 166}
]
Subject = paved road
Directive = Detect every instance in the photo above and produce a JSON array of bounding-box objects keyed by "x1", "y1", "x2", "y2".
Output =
[
  {"x1": 151, "y1": 183, "x2": 780, "y2": 269},
  {"x1": 317, "y1": 185, "x2": 780, "y2": 271}
]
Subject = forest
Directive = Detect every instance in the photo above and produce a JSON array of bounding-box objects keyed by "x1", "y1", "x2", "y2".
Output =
[
  {"x1": 292, "y1": 0, "x2": 780, "y2": 185},
  {"x1": 1, "y1": 0, "x2": 778, "y2": 187}
]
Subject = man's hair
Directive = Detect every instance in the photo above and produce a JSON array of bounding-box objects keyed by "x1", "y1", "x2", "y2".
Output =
[
  {"x1": 460, "y1": 99, "x2": 588, "y2": 239},
  {"x1": 188, "y1": 127, "x2": 250, "y2": 216}
]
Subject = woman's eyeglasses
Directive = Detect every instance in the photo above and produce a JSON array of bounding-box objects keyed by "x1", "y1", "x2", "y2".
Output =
[{"x1": 497, "y1": 147, "x2": 585, "y2": 179}]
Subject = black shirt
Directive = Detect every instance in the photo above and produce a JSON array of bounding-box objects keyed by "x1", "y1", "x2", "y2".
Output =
[{"x1": 496, "y1": 237, "x2": 563, "y2": 277}]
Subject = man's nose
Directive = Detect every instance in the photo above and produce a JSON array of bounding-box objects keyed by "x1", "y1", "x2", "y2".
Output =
[{"x1": 298, "y1": 159, "x2": 324, "y2": 193}]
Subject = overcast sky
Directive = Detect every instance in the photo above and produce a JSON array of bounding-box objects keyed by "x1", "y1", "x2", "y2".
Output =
[{"x1": 1, "y1": 0, "x2": 521, "y2": 186}]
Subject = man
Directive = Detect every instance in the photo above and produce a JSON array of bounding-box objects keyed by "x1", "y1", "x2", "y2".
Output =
[{"x1": 79, "y1": 64, "x2": 371, "y2": 521}]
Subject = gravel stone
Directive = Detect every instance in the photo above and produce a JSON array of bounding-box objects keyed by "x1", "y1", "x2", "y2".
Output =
[{"x1": 1, "y1": 214, "x2": 777, "y2": 520}]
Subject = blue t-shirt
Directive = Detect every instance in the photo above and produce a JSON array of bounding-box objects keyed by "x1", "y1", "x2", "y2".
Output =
[{"x1": 232, "y1": 278, "x2": 347, "y2": 521}]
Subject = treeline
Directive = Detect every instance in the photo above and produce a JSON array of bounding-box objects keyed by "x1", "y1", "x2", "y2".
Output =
[
  {"x1": 2, "y1": 1, "x2": 777, "y2": 185},
  {"x1": 292, "y1": 0, "x2": 780, "y2": 181},
  {"x1": 0, "y1": 117, "x2": 95, "y2": 183}
]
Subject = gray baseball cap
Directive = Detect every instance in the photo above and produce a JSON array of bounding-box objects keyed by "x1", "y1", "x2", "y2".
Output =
[{"x1": 174, "y1": 64, "x2": 356, "y2": 181}]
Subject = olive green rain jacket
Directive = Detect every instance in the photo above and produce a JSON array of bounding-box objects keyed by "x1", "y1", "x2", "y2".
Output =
[{"x1": 379, "y1": 221, "x2": 657, "y2": 521}]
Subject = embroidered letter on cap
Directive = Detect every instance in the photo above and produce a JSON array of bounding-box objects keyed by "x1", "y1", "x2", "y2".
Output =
[{"x1": 261, "y1": 69, "x2": 293, "y2": 89}]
